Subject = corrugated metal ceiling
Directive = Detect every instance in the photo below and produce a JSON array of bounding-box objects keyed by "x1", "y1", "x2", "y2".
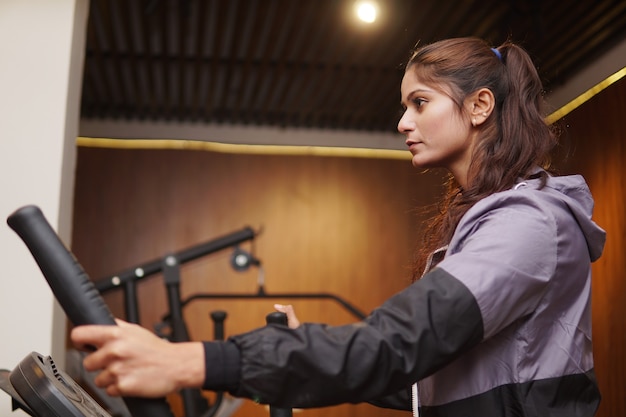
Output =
[{"x1": 80, "y1": 0, "x2": 626, "y2": 133}]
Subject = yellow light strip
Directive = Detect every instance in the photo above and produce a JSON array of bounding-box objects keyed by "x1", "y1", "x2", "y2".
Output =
[
  {"x1": 545, "y1": 66, "x2": 626, "y2": 124},
  {"x1": 76, "y1": 136, "x2": 411, "y2": 160}
]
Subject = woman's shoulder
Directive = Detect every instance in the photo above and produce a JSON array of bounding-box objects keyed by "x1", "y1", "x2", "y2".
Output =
[
  {"x1": 473, "y1": 173, "x2": 594, "y2": 218},
  {"x1": 455, "y1": 173, "x2": 605, "y2": 262}
]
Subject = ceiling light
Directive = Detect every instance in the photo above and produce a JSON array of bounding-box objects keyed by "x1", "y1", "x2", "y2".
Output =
[{"x1": 355, "y1": 1, "x2": 378, "y2": 23}]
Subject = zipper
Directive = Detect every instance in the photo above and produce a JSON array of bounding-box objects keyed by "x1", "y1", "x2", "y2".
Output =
[
  {"x1": 411, "y1": 383, "x2": 419, "y2": 417},
  {"x1": 421, "y1": 245, "x2": 449, "y2": 277},
  {"x1": 413, "y1": 245, "x2": 448, "y2": 416}
]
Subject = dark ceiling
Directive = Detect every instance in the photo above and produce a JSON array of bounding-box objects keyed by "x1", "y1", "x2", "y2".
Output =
[{"x1": 80, "y1": 0, "x2": 626, "y2": 134}]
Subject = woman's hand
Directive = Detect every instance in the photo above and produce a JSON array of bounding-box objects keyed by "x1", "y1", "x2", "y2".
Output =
[
  {"x1": 273, "y1": 304, "x2": 301, "y2": 328},
  {"x1": 70, "y1": 319, "x2": 205, "y2": 398}
]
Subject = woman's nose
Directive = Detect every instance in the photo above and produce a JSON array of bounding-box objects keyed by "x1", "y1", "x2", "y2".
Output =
[{"x1": 397, "y1": 112, "x2": 414, "y2": 134}]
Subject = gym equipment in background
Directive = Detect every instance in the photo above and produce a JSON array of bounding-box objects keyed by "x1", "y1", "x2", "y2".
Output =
[
  {"x1": 92, "y1": 216, "x2": 366, "y2": 417},
  {"x1": 0, "y1": 205, "x2": 366, "y2": 417}
]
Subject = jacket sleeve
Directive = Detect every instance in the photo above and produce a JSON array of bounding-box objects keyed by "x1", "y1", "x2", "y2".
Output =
[{"x1": 202, "y1": 268, "x2": 484, "y2": 408}]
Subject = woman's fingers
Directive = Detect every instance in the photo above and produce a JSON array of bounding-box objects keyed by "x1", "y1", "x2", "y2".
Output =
[
  {"x1": 274, "y1": 304, "x2": 301, "y2": 328},
  {"x1": 70, "y1": 323, "x2": 120, "y2": 351},
  {"x1": 93, "y1": 368, "x2": 117, "y2": 389},
  {"x1": 71, "y1": 318, "x2": 206, "y2": 397}
]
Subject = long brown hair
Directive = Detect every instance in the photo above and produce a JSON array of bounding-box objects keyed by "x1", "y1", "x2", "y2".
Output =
[{"x1": 409, "y1": 37, "x2": 558, "y2": 280}]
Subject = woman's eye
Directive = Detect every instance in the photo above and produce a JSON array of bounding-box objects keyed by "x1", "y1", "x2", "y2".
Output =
[{"x1": 412, "y1": 98, "x2": 426, "y2": 107}]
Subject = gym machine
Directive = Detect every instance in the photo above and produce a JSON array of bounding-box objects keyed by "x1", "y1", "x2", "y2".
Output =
[{"x1": 0, "y1": 205, "x2": 367, "y2": 417}]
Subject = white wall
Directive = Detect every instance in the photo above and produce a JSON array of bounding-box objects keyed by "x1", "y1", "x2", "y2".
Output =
[{"x1": 0, "y1": 0, "x2": 88, "y2": 415}]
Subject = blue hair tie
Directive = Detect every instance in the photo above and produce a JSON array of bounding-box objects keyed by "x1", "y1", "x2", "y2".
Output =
[{"x1": 491, "y1": 47, "x2": 502, "y2": 62}]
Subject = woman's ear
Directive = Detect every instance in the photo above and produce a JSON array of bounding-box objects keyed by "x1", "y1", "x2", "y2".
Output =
[{"x1": 467, "y1": 88, "x2": 495, "y2": 126}]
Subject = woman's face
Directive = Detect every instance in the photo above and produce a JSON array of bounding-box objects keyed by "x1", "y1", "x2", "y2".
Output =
[{"x1": 398, "y1": 69, "x2": 475, "y2": 184}]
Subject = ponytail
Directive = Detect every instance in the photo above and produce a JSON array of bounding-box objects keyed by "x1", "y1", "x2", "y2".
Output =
[{"x1": 407, "y1": 38, "x2": 558, "y2": 280}]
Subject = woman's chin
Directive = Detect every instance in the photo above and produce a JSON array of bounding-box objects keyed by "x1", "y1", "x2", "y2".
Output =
[{"x1": 411, "y1": 156, "x2": 430, "y2": 169}]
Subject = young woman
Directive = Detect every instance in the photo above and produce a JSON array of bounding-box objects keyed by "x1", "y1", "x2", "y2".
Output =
[{"x1": 71, "y1": 37, "x2": 606, "y2": 416}]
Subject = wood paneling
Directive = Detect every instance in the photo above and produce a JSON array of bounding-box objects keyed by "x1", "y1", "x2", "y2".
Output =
[
  {"x1": 71, "y1": 147, "x2": 444, "y2": 417},
  {"x1": 553, "y1": 76, "x2": 626, "y2": 417}
]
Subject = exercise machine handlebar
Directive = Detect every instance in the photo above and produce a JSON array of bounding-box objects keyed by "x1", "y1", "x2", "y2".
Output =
[{"x1": 7, "y1": 205, "x2": 175, "y2": 417}]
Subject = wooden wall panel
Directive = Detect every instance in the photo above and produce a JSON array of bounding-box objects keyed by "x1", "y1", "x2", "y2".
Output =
[
  {"x1": 554, "y1": 76, "x2": 626, "y2": 417},
  {"x1": 71, "y1": 147, "x2": 444, "y2": 417}
]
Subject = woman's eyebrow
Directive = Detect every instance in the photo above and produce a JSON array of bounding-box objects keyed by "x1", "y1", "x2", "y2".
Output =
[{"x1": 401, "y1": 88, "x2": 432, "y2": 105}]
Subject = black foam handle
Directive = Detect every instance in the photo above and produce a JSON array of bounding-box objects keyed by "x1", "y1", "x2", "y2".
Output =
[
  {"x1": 7, "y1": 205, "x2": 115, "y2": 326},
  {"x1": 265, "y1": 312, "x2": 288, "y2": 326},
  {"x1": 210, "y1": 310, "x2": 227, "y2": 341},
  {"x1": 7, "y1": 205, "x2": 175, "y2": 417}
]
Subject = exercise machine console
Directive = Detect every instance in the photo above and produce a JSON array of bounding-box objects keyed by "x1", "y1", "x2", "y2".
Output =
[{"x1": 1, "y1": 351, "x2": 112, "y2": 417}]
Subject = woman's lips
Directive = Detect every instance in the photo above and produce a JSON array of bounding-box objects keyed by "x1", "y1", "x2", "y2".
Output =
[{"x1": 406, "y1": 140, "x2": 421, "y2": 151}]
